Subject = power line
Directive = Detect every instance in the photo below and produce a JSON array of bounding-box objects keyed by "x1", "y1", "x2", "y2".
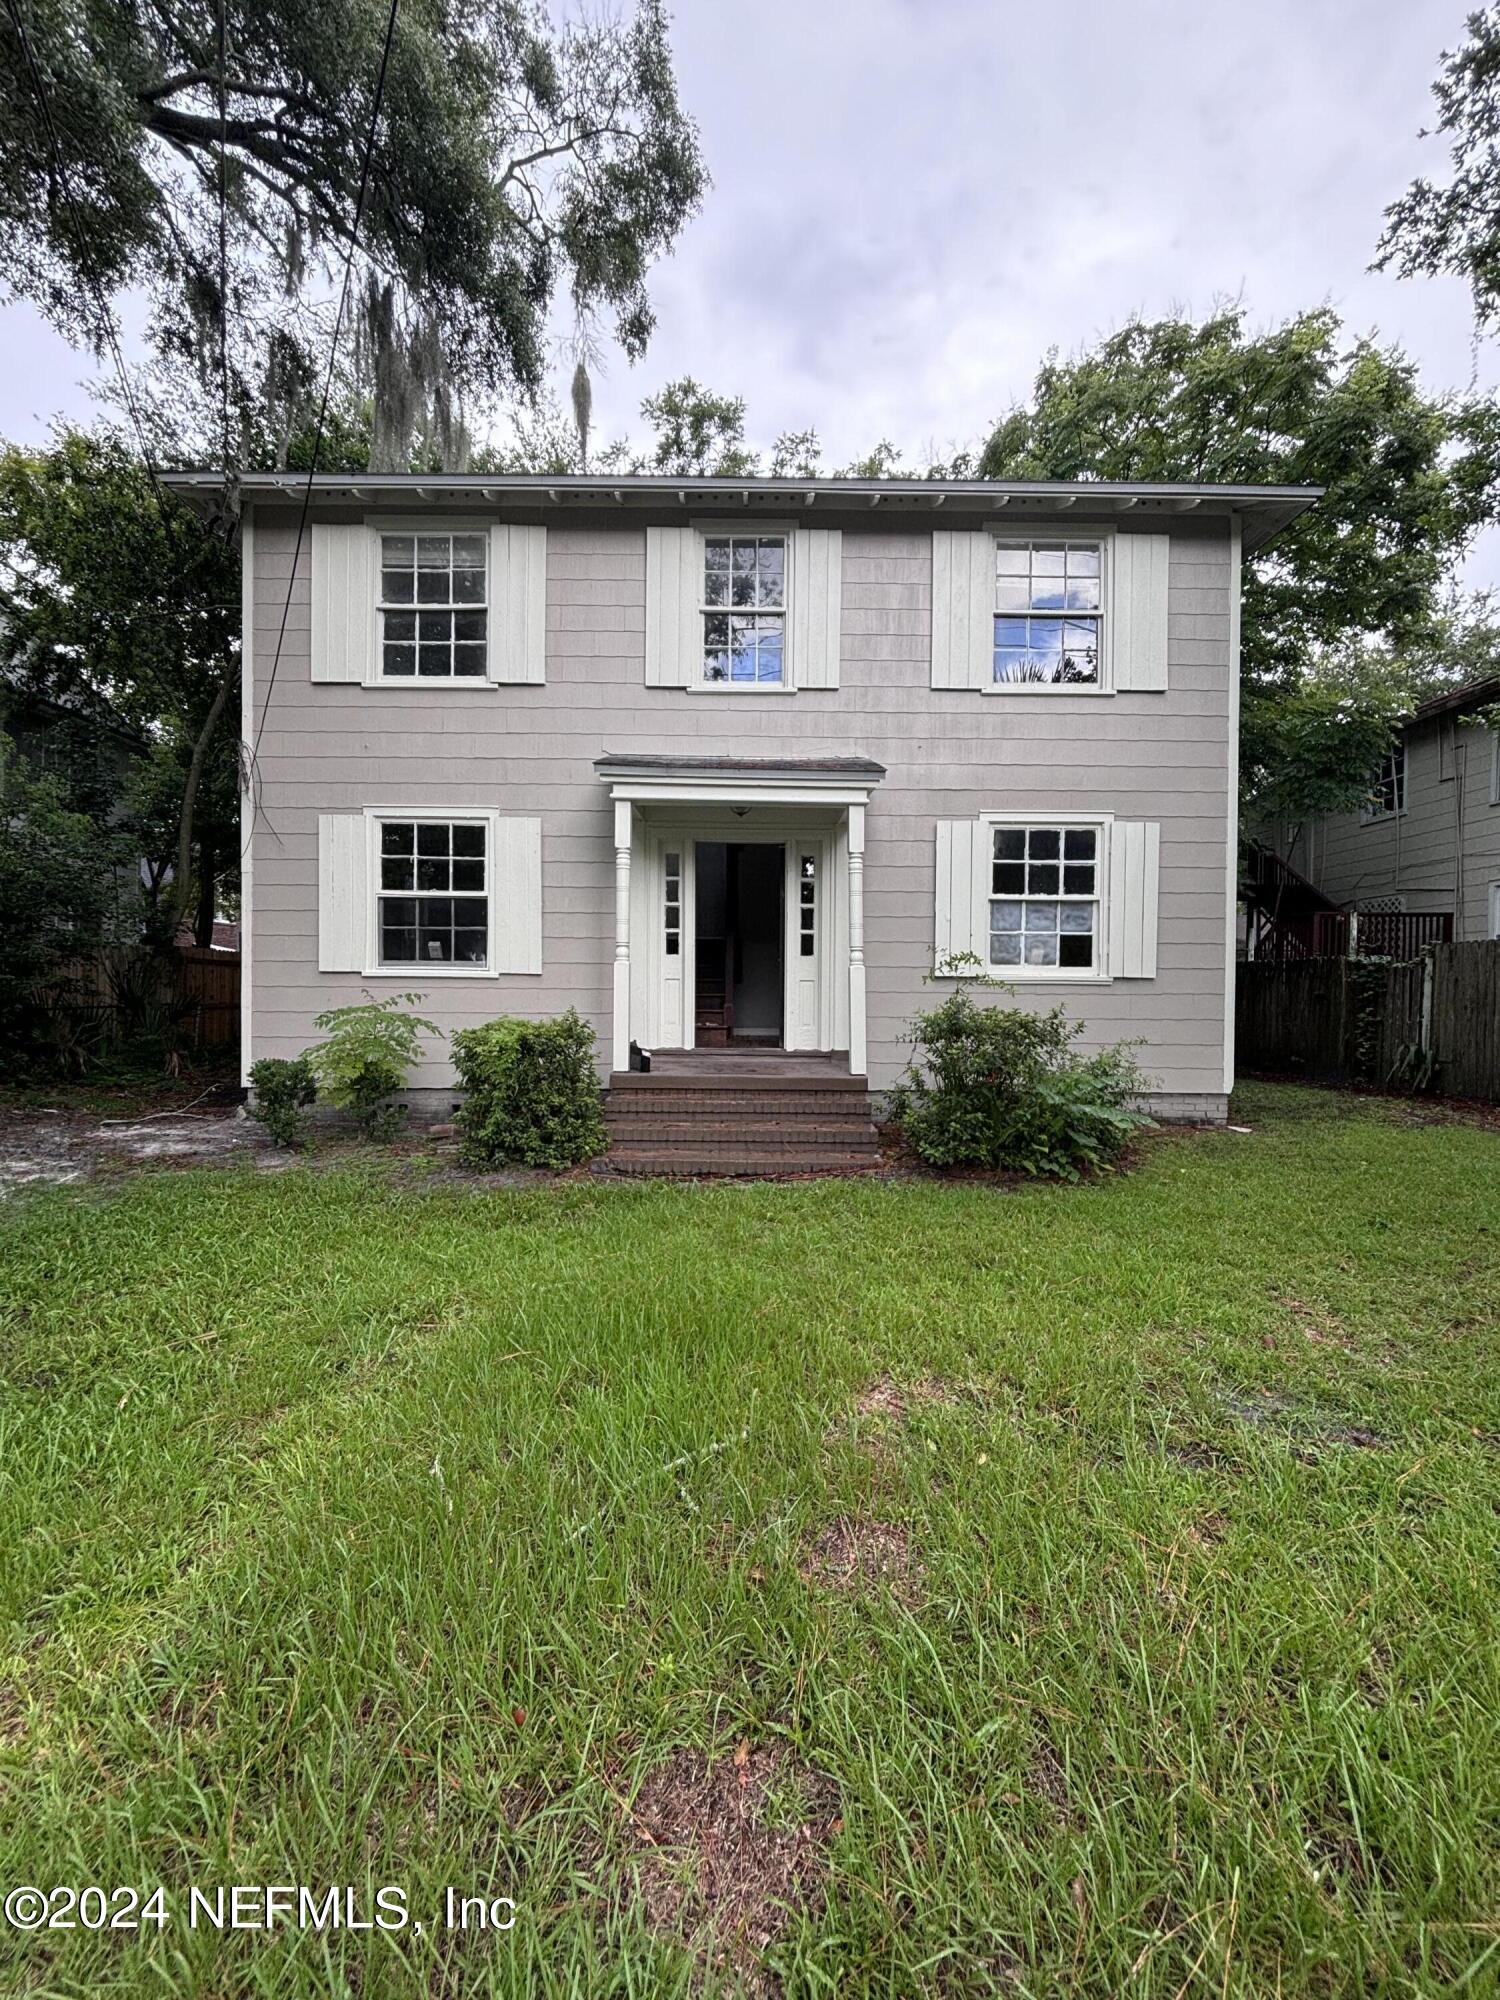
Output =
[{"x1": 252, "y1": 0, "x2": 401, "y2": 762}]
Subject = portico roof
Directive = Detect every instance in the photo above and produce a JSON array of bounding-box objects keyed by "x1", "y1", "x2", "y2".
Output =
[{"x1": 594, "y1": 753, "x2": 885, "y2": 806}]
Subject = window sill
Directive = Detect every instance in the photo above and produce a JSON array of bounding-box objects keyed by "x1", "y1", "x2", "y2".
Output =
[
  {"x1": 982, "y1": 684, "x2": 1114, "y2": 698},
  {"x1": 932, "y1": 964, "x2": 1110, "y2": 984},
  {"x1": 361, "y1": 677, "x2": 504, "y2": 691},
  {"x1": 1359, "y1": 809, "x2": 1407, "y2": 827},
  {"x1": 685, "y1": 683, "x2": 798, "y2": 695},
  {"x1": 359, "y1": 964, "x2": 501, "y2": 979}
]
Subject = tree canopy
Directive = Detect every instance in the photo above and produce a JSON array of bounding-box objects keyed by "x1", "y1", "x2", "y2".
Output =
[
  {"x1": 1377, "y1": 5, "x2": 1500, "y2": 336},
  {"x1": 0, "y1": 431, "x2": 240, "y2": 939},
  {"x1": 0, "y1": 0, "x2": 706, "y2": 466}
]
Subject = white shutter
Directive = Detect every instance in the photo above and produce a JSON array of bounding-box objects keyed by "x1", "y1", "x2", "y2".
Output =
[
  {"x1": 645, "y1": 526, "x2": 698, "y2": 687},
  {"x1": 935, "y1": 819, "x2": 985, "y2": 968},
  {"x1": 488, "y1": 524, "x2": 547, "y2": 684},
  {"x1": 930, "y1": 531, "x2": 993, "y2": 690},
  {"x1": 491, "y1": 815, "x2": 542, "y2": 974},
  {"x1": 1113, "y1": 534, "x2": 1170, "y2": 691},
  {"x1": 1108, "y1": 821, "x2": 1160, "y2": 978},
  {"x1": 790, "y1": 527, "x2": 842, "y2": 689},
  {"x1": 318, "y1": 813, "x2": 368, "y2": 970},
  {"x1": 310, "y1": 524, "x2": 374, "y2": 683}
]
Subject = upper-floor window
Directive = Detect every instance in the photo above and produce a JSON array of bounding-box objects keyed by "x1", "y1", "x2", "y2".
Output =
[
  {"x1": 701, "y1": 535, "x2": 786, "y2": 687},
  {"x1": 988, "y1": 822, "x2": 1100, "y2": 971},
  {"x1": 379, "y1": 533, "x2": 487, "y2": 679},
  {"x1": 1360, "y1": 744, "x2": 1406, "y2": 823},
  {"x1": 993, "y1": 540, "x2": 1102, "y2": 687},
  {"x1": 377, "y1": 817, "x2": 489, "y2": 966}
]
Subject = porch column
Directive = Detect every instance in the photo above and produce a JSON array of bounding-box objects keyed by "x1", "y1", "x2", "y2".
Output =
[
  {"x1": 612, "y1": 799, "x2": 632, "y2": 1072},
  {"x1": 848, "y1": 803, "x2": 867, "y2": 1076}
]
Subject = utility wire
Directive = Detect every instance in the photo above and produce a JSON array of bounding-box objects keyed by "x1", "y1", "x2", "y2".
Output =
[{"x1": 252, "y1": 0, "x2": 401, "y2": 762}]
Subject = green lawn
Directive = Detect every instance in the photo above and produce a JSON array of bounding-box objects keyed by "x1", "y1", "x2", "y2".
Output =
[{"x1": 2, "y1": 1083, "x2": 1498, "y2": 1998}]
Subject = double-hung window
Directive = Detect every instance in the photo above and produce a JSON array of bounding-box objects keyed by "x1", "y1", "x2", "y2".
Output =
[
  {"x1": 988, "y1": 822, "x2": 1101, "y2": 970},
  {"x1": 993, "y1": 540, "x2": 1103, "y2": 687},
  {"x1": 376, "y1": 817, "x2": 489, "y2": 967},
  {"x1": 701, "y1": 534, "x2": 786, "y2": 686},
  {"x1": 1360, "y1": 745, "x2": 1405, "y2": 823},
  {"x1": 378, "y1": 533, "x2": 487, "y2": 680}
]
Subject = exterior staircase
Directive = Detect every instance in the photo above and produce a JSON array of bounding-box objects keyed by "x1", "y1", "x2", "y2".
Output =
[
  {"x1": 598, "y1": 1065, "x2": 884, "y2": 1177},
  {"x1": 1242, "y1": 841, "x2": 1345, "y2": 962}
]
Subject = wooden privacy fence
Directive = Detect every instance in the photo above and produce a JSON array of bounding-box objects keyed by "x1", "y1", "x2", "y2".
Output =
[
  {"x1": 172, "y1": 948, "x2": 241, "y2": 1050},
  {"x1": 1237, "y1": 941, "x2": 1500, "y2": 1101}
]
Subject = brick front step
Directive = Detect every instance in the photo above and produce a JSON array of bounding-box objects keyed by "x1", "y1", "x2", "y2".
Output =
[{"x1": 601, "y1": 1074, "x2": 882, "y2": 1177}]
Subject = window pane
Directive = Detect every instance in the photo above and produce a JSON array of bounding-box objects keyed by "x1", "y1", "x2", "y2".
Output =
[
  {"x1": 755, "y1": 618, "x2": 784, "y2": 683},
  {"x1": 1033, "y1": 546, "x2": 1067, "y2": 574},
  {"x1": 453, "y1": 643, "x2": 486, "y2": 676},
  {"x1": 757, "y1": 539, "x2": 785, "y2": 607},
  {"x1": 384, "y1": 610, "x2": 416, "y2": 642},
  {"x1": 1025, "y1": 934, "x2": 1059, "y2": 966},
  {"x1": 994, "y1": 545, "x2": 1030, "y2": 576},
  {"x1": 454, "y1": 929, "x2": 487, "y2": 964},
  {"x1": 994, "y1": 862, "x2": 1025, "y2": 894},
  {"x1": 417, "y1": 824, "x2": 449, "y2": 856},
  {"x1": 452, "y1": 824, "x2": 485, "y2": 857},
  {"x1": 382, "y1": 856, "x2": 414, "y2": 890},
  {"x1": 453, "y1": 610, "x2": 486, "y2": 644},
  {"x1": 1063, "y1": 864, "x2": 1095, "y2": 895},
  {"x1": 417, "y1": 857, "x2": 450, "y2": 891},
  {"x1": 991, "y1": 933, "x2": 1022, "y2": 966},
  {"x1": 1059, "y1": 903, "x2": 1094, "y2": 932},
  {"x1": 453, "y1": 898, "x2": 486, "y2": 928},
  {"x1": 382, "y1": 567, "x2": 415, "y2": 604},
  {"x1": 704, "y1": 612, "x2": 730, "y2": 681},
  {"x1": 380, "y1": 925, "x2": 417, "y2": 962},
  {"x1": 1067, "y1": 545, "x2": 1100, "y2": 576},
  {"x1": 1063, "y1": 828, "x2": 1096, "y2": 860},
  {"x1": 382, "y1": 823, "x2": 415, "y2": 855},
  {"x1": 1025, "y1": 902, "x2": 1057, "y2": 932},
  {"x1": 382, "y1": 535, "x2": 414, "y2": 566},
  {"x1": 995, "y1": 829, "x2": 1026, "y2": 862},
  {"x1": 1059, "y1": 932, "x2": 1093, "y2": 967},
  {"x1": 1028, "y1": 829, "x2": 1061, "y2": 859},
  {"x1": 452, "y1": 534, "x2": 485, "y2": 569},
  {"x1": 703, "y1": 540, "x2": 729, "y2": 607},
  {"x1": 800, "y1": 934, "x2": 814, "y2": 957},
  {"x1": 1028, "y1": 863, "x2": 1060, "y2": 895},
  {"x1": 453, "y1": 858, "x2": 484, "y2": 891},
  {"x1": 417, "y1": 647, "x2": 450, "y2": 677},
  {"x1": 451, "y1": 567, "x2": 485, "y2": 604},
  {"x1": 416, "y1": 567, "x2": 449, "y2": 604},
  {"x1": 995, "y1": 577, "x2": 1032, "y2": 611},
  {"x1": 1064, "y1": 574, "x2": 1101, "y2": 611},
  {"x1": 417, "y1": 536, "x2": 449, "y2": 567},
  {"x1": 665, "y1": 934, "x2": 680, "y2": 955},
  {"x1": 417, "y1": 610, "x2": 452, "y2": 643},
  {"x1": 992, "y1": 900, "x2": 1024, "y2": 930},
  {"x1": 731, "y1": 541, "x2": 757, "y2": 606},
  {"x1": 383, "y1": 643, "x2": 416, "y2": 676}
]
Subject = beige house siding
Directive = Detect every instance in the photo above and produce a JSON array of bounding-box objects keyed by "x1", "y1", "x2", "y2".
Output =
[
  {"x1": 247, "y1": 505, "x2": 1236, "y2": 1102},
  {"x1": 1274, "y1": 715, "x2": 1500, "y2": 940}
]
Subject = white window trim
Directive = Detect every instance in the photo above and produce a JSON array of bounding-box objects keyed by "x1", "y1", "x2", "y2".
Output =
[
  {"x1": 1490, "y1": 727, "x2": 1499, "y2": 806},
  {"x1": 1360, "y1": 743, "x2": 1407, "y2": 825},
  {"x1": 362, "y1": 805, "x2": 500, "y2": 978},
  {"x1": 978, "y1": 809, "x2": 1114, "y2": 982},
  {"x1": 362, "y1": 516, "x2": 500, "y2": 691},
  {"x1": 981, "y1": 523, "x2": 1116, "y2": 698},
  {"x1": 687, "y1": 517, "x2": 796, "y2": 693},
  {"x1": 1489, "y1": 879, "x2": 1500, "y2": 939}
]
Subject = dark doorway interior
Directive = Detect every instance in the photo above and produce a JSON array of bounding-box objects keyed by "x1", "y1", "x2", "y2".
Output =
[{"x1": 694, "y1": 842, "x2": 784, "y2": 1046}]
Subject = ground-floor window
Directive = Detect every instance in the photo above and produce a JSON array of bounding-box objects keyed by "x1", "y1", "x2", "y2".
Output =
[
  {"x1": 376, "y1": 818, "x2": 489, "y2": 967},
  {"x1": 988, "y1": 821, "x2": 1101, "y2": 970}
]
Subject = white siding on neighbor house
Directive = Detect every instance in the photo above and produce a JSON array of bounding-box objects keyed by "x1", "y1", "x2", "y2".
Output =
[
  {"x1": 247, "y1": 509, "x2": 1237, "y2": 1097},
  {"x1": 1274, "y1": 715, "x2": 1500, "y2": 941}
]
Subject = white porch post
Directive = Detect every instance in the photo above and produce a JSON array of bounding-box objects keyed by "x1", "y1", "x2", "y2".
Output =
[
  {"x1": 612, "y1": 799, "x2": 632, "y2": 1072},
  {"x1": 847, "y1": 803, "x2": 867, "y2": 1076}
]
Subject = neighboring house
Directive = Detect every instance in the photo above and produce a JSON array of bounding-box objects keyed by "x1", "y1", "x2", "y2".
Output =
[
  {"x1": 1257, "y1": 676, "x2": 1500, "y2": 947},
  {"x1": 1, "y1": 685, "x2": 149, "y2": 825},
  {"x1": 167, "y1": 472, "x2": 1317, "y2": 1127}
]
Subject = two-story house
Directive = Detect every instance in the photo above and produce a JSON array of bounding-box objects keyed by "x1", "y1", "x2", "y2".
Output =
[
  {"x1": 1254, "y1": 676, "x2": 1500, "y2": 950},
  {"x1": 167, "y1": 473, "x2": 1317, "y2": 1149}
]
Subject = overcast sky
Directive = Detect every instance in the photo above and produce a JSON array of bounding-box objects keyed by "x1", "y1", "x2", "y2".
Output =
[{"x1": 3, "y1": 0, "x2": 1494, "y2": 576}]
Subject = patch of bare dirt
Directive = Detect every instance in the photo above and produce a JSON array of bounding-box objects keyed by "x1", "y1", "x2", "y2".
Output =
[
  {"x1": 799, "y1": 1517, "x2": 924, "y2": 1604},
  {"x1": 852, "y1": 1374, "x2": 959, "y2": 1421},
  {"x1": 619, "y1": 1741, "x2": 840, "y2": 1997}
]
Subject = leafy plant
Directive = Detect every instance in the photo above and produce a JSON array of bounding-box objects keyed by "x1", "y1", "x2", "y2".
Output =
[
  {"x1": 246, "y1": 1055, "x2": 317, "y2": 1148},
  {"x1": 451, "y1": 1011, "x2": 606, "y2": 1170},
  {"x1": 890, "y1": 964, "x2": 1153, "y2": 1180},
  {"x1": 306, "y1": 994, "x2": 440, "y2": 1143}
]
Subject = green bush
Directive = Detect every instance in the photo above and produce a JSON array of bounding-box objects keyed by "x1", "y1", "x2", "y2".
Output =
[
  {"x1": 889, "y1": 962, "x2": 1153, "y2": 1179},
  {"x1": 247, "y1": 1055, "x2": 317, "y2": 1148},
  {"x1": 451, "y1": 1010, "x2": 606, "y2": 1169},
  {"x1": 306, "y1": 993, "x2": 441, "y2": 1142}
]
